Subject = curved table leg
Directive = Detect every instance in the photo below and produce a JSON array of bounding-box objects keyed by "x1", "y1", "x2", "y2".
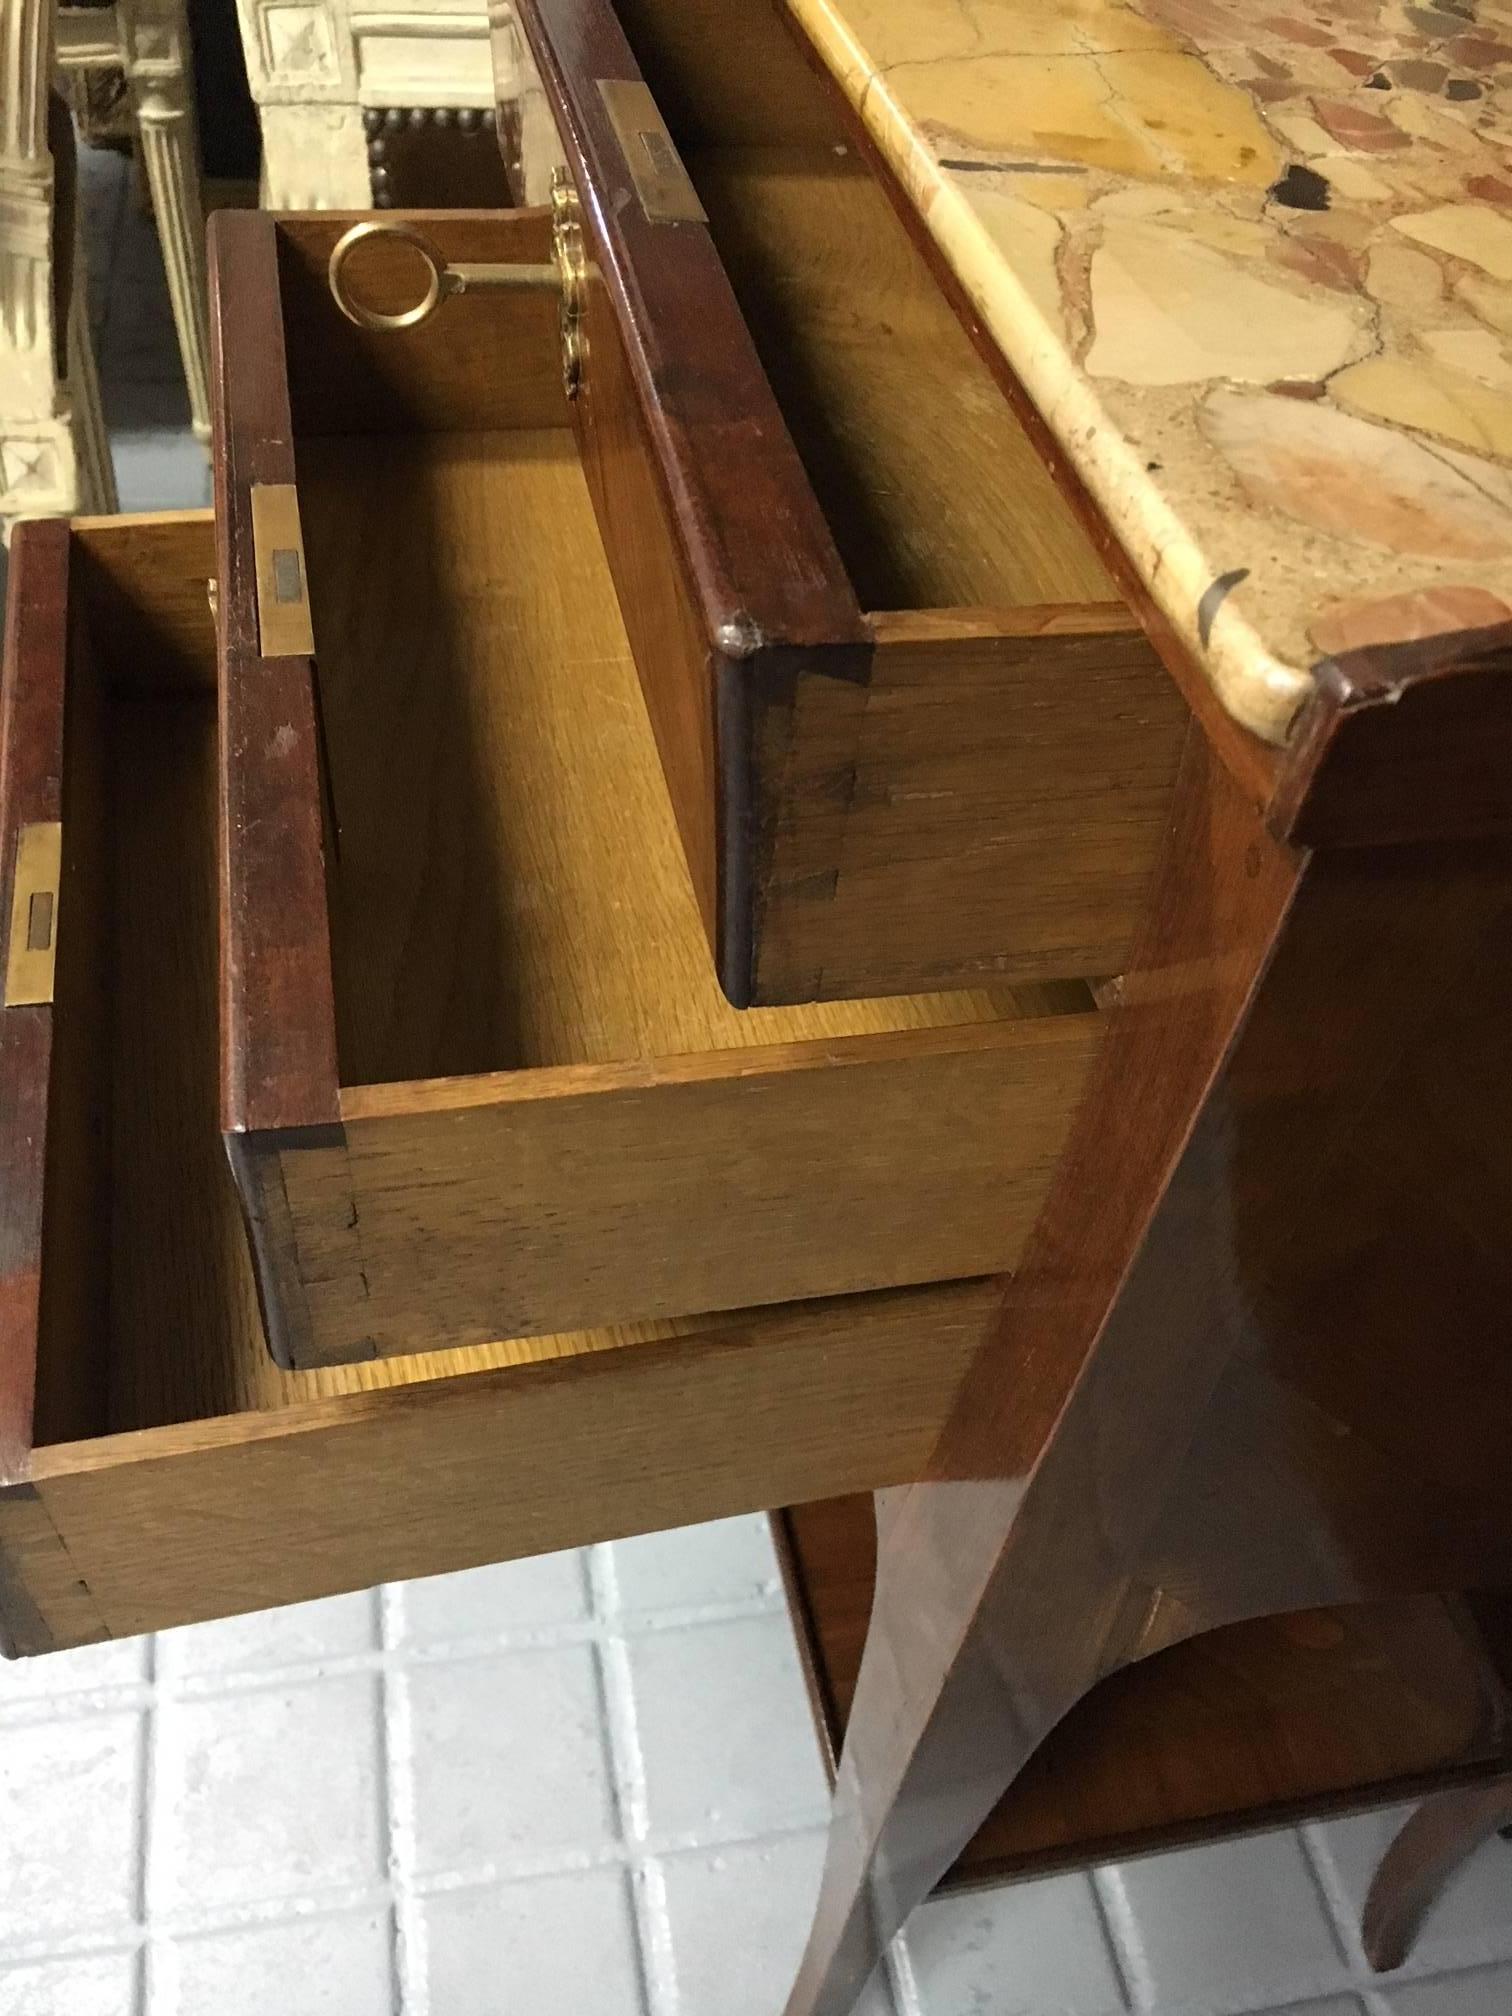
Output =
[
  {"x1": 781, "y1": 715, "x2": 1512, "y2": 2015},
  {"x1": 779, "y1": 726, "x2": 1307, "y2": 2016},
  {"x1": 780, "y1": 1478, "x2": 1125, "y2": 2016},
  {"x1": 1363, "y1": 1775, "x2": 1512, "y2": 1972}
]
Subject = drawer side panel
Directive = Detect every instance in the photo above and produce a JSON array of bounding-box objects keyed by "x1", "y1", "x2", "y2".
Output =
[
  {"x1": 514, "y1": 0, "x2": 865, "y2": 655},
  {"x1": 0, "y1": 520, "x2": 70, "y2": 1480},
  {"x1": 209, "y1": 210, "x2": 343, "y2": 1140},
  {"x1": 283, "y1": 1018, "x2": 1099, "y2": 1364},
  {"x1": 754, "y1": 614, "x2": 1191, "y2": 1003},
  {"x1": 27, "y1": 1280, "x2": 997, "y2": 1646}
]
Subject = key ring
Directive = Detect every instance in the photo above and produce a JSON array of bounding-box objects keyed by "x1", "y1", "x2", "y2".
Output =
[
  {"x1": 323, "y1": 181, "x2": 587, "y2": 396},
  {"x1": 328, "y1": 219, "x2": 449, "y2": 332}
]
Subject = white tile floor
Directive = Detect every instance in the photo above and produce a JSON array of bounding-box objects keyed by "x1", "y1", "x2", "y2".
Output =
[{"x1": 1, "y1": 145, "x2": 1509, "y2": 2015}]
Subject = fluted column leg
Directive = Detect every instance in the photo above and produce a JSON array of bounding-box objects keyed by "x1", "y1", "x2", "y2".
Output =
[
  {"x1": 67, "y1": 241, "x2": 117, "y2": 513},
  {"x1": 1, "y1": 0, "x2": 84, "y2": 533},
  {"x1": 124, "y1": 0, "x2": 210, "y2": 438},
  {"x1": 133, "y1": 89, "x2": 210, "y2": 438}
]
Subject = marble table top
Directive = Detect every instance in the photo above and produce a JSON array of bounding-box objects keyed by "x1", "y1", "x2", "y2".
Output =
[{"x1": 783, "y1": 0, "x2": 1512, "y2": 742}]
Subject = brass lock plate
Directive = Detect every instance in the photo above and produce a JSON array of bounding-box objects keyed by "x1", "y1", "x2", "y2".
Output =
[
  {"x1": 250, "y1": 483, "x2": 316, "y2": 658},
  {"x1": 4, "y1": 821, "x2": 62, "y2": 1008},
  {"x1": 599, "y1": 80, "x2": 707, "y2": 225}
]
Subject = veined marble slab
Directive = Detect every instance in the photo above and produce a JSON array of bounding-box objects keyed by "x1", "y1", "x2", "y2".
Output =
[{"x1": 783, "y1": 0, "x2": 1512, "y2": 742}]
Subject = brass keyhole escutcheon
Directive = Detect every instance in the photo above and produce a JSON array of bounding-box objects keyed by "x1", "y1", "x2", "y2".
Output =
[{"x1": 550, "y1": 168, "x2": 588, "y2": 400}]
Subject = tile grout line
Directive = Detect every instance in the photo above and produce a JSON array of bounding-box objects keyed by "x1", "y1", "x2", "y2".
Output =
[
  {"x1": 13, "y1": 1525, "x2": 1512, "y2": 2013},
  {"x1": 0, "y1": 1590, "x2": 798, "y2": 1724},
  {"x1": 378, "y1": 1583, "x2": 423, "y2": 2016},
  {"x1": 882, "y1": 1926, "x2": 924, "y2": 2016},
  {"x1": 1298, "y1": 1820, "x2": 1374, "y2": 1979},
  {"x1": 1091, "y1": 1863, "x2": 1158, "y2": 2014},
  {"x1": 136, "y1": 1634, "x2": 160, "y2": 2016},
  {"x1": 1084, "y1": 1863, "x2": 1141, "y2": 2014},
  {"x1": 587, "y1": 1542, "x2": 668, "y2": 2016}
]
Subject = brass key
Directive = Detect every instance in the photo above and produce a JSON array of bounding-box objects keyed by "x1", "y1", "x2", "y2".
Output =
[
  {"x1": 328, "y1": 220, "x2": 558, "y2": 330},
  {"x1": 326, "y1": 174, "x2": 587, "y2": 393}
]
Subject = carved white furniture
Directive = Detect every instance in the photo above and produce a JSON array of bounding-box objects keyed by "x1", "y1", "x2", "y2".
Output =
[
  {"x1": 0, "y1": 9, "x2": 115, "y2": 531},
  {"x1": 1, "y1": 0, "x2": 211, "y2": 534},
  {"x1": 54, "y1": 0, "x2": 212, "y2": 437},
  {"x1": 236, "y1": 0, "x2": 556, "y2": 208}
]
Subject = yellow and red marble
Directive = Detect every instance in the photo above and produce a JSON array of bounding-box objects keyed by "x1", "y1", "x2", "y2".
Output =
[{"x1": 783, "y1": 0, "x2": 1512, "y2": 739}]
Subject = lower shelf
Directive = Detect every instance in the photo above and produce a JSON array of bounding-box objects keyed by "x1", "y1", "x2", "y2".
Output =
[{"x1": 776, "y1": 1496, "x2": 1512, "y2": 1886}]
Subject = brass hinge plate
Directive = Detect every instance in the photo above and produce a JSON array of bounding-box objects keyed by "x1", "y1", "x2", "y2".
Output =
[
  {"x1": 250, "y1": 482, "x2": 315, "y2": 658},
  {"x1": 4, "y1": 821, "x2": 62, "y2": 1008},
  {"x1": 599, "y1": 79, "x2": 707, "y2": 225}
]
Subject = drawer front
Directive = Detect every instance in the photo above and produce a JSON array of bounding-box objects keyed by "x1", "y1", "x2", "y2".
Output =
[
  {"x1": 0, "y1": 520, "x2": 70, "y2": 1483},
  {"x1": 209, "y1": 207, "x2": 1107, "y2": 1372},
  {"x1": 0, "y1": 509, "x2": 1011, "y2": 1656},
  {"x1": 257, "y1": 1022, "x2": 1098, "y2": 1364},
  {"x1": 508, "y1": 0, "x2": 1188, "y2": 1006},
  {"x1": 10, "y1": 1281, "x2": 996, "y2": 1653}
]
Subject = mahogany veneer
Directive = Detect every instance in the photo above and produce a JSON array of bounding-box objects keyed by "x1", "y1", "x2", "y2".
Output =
[{"x1": 780, "y1": 1497, "x2": 1512, "y2": 1887}]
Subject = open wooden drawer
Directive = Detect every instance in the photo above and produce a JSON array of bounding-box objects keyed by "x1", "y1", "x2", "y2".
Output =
[
  {"x1": 503, "y1": 0, "x2": 1191, "y2": 1007},
  {"x1": 209, "y1": 209, "x2": 1106, "y2": 1370},
  {"x1": 0, "y1": 511, "x2": 1018, "y2": 1654}
]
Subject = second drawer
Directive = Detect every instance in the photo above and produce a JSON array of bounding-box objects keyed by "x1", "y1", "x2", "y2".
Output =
[{"x1": 209, "y1": 213, "x2": 1106, "y2": 1369}]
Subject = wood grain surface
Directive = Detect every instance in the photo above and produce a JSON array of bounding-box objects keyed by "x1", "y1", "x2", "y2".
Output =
[
  {"x1": 16, "y1": 1278, "x2": 997, "y2": 1650},
  {"x1": 782, "y1": 1496, "x2": 1512, "y2": 1885},
  {"x1": 297, "y1": 432, "x2": 1054, "y2": 1076},
  {"x1": 0, "y1": 517, "x2": 1024, "y2": 1653},
  {"x1": 564, "y1": 251, "x2": 734, "y2": 964},
  {"x1": 209, "y1": 210, "x2": 342, "y2": 1140},
  {"x1": 756, "y1": 610, "x2": 1188, "y2": 1001},
  {"x1": 276, "y1": 209, "x2": 569, "y2": 437},
  {"x1": 0, "y1": 520, "x2": 71, "y2": 1480},
  {"x1": 779, "y1": 719, "x2": 1512, "y2": 2011},
  {"x1": 512, "y1": 0, "x2": 1187, "y2": 1004},
  {"x1": 513, "y1": 0, "x2": 867, "y2": 657},
  {"x1": 282, "y1": 429, "x2": 1099, "y2": 1357},
  {"x1": 687, "y1": 146, "x2": 1113, "y2": 614},
  {"x1": 71, "y1": 511, "x2": 217, "y2": 690},
  {"x1": 214, "y1": 184, "x2": 1157, "y2": 1355}
]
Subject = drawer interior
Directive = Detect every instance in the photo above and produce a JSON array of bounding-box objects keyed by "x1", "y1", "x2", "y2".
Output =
[
  {"x1": 607, "y1": 0, "x2": 1116, "y2": 618},
  {"x1": 34, "y1": 520, "x2": 667, "y2": 1448},
  {"x1": 686, "y1": 152, "x2": 1111, "y2": 616},
  {"x1": 19, "y1": 516, "x2": 995, "y2": 1414},
  {"x1": 292, "y1": 422, "x2": 1083, "y2": 1093}
]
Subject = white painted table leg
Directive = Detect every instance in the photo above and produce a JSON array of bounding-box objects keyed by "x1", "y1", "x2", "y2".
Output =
[
  {"x1": 67, "y1": 247, "x2": 117, "y2": 513},
  {"x1": 133, "y1": 86, "x2": 211, "y2": 439},
  {"x1": 1, "y1": 0, "x2": 86, "y2": 533}
]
